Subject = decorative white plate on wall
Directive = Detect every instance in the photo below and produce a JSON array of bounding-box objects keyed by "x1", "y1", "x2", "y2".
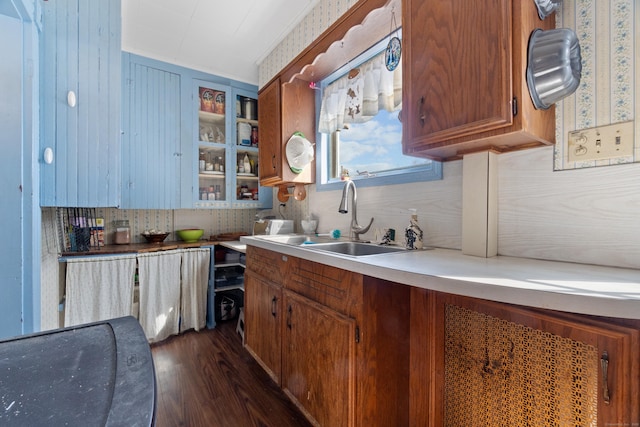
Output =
[{"x1": 286, "y1": 132, "x2": 314, "y2": 174}]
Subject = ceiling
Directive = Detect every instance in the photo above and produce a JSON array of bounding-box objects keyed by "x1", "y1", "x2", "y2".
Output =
[{"x1": 121, "y1": 0, "x2": 320, "y2": 85}]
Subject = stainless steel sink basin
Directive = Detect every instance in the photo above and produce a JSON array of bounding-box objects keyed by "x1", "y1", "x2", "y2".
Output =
[
  {"x1": 254, "y1": 234, "x2": 333, "y2": 245},
  {"x1": 306, "y1": 241, "x2": 407, "y2": 256},
  {"x1": 254, "y1": 234, "x2": 413, "y2": 256}
]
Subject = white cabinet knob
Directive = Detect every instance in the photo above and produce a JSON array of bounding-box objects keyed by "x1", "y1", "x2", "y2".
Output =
[
  {"x1": 44, "y1": 147, "x2": 54, "y2": 164},
  {"x1": 67, "y1": 90, "x2": 76, "y2": 107}
]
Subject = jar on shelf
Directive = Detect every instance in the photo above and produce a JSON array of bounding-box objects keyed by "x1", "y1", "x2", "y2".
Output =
[
  {"x1": 199, "y1": 151, "x2": 205, "y2": 171},
  {"x1": 114, "y1": 220, "x2": 130, "y2": 245},
  {"x1": 251, "y1": 126, "x2": 258, "y2": 146}
]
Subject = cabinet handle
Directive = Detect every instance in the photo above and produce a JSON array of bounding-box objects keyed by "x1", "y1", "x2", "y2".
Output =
[
  {"x1": 286, "y1": 305, "x2": 292, "y2": 329},
  {"x1": 419, "y1": 96, "x2": 426, "y2": 126},
  {"x1": 601, "y1": 351, "x2": 610, "y2": 405},
  {"x1": 271, "y1": 296, "x2": 277, "y2": 317},
  {"x1": 271, "y1": 154, "x2": 276, "y2": 170}
]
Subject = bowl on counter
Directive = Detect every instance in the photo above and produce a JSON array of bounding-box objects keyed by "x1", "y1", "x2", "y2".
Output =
[
  {"x1": 141, "y1": 232, "x2": 170, "y2": 244},
  {"x1": 176, "y1": 228, "x2": 204, "y2": 243}
]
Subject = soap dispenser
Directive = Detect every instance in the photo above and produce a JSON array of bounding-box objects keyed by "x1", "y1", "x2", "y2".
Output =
[{"x1": 405, "y1": 209, "x2": 423, "y2": 250}]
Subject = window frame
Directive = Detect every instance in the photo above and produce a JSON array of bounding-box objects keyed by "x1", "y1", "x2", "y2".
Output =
[{"x1": 314, "y1": 32, "x2": 442, "y2": 192}]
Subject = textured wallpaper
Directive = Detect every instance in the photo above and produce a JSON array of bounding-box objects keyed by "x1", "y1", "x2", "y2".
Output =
[
  {"x1": 554, "y1": 0, "x2": 638, "y2": 169},
  {"x1": 258, "y1": 0, "x2": 358, "y2": 87}
]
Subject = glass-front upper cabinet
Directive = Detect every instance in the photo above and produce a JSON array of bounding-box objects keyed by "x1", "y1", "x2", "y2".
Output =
[
  {"x1": 194, "y1": 81, "x2": 271, "y2": 209},
  {"x1": 235, "y1": 93, "x2": 260, "y2": 204},
  {"x1": 197, "y1": 83, "x2": 228, "y2": 205}
]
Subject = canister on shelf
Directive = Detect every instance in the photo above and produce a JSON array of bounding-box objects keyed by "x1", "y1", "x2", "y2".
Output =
[
  {"x1": 114, "y1": 220, "x2": 130, "y2": 245},
  {"x1": 251, "y1": 126, "x2": 258, "y2": 146}
]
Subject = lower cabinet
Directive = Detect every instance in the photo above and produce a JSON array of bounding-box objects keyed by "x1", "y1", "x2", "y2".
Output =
[
  {"x1": 246, "y1": 246, "x2": 640, "y2": 426},
  {"x1": 410, "y1": 289, "x2": 640, "y2": 426},
  {"x1": 244, "y1": 270, "x2": 282, "y2": 383},
  {"x1": 282, "y1": 290, "x2": 356, "y2": 427},
  {"x1": 245, "y1": 247, "x2": 410, "y2": 427}
]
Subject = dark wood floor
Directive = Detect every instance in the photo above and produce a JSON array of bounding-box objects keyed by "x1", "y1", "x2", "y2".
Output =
[{"x1": 151, "y1": 320, "x2": 313, "y2": 427}]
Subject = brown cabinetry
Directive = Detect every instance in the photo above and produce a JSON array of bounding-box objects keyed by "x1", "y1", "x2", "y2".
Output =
[
  {"x1": 246, "y1": 247, "x2": 640, "y2": 426},
  {"x1": 402, "y1": 0, "x2": 556, "y2": 161},
  {"x1": 244, "y1": 271, "x2": 282, "y2": 383},
  {"x1": 410, "y1": 291, "x2": 640, "y2": 426},
  {"x1": 257, "y1": 78, "x2": 315, "y2": 192},
  {"x1": 244, "y1": 247, "x2": 409, "y2": 427},
  {"x1": 244, "y1": 246, "x2": 288, "y2": 383},
  {"x1": 283, "y1": 290, "x2": 356, "y2": 426},
  {"x1": 257, "y1": 79, "x2": 282, "y2": 186}
]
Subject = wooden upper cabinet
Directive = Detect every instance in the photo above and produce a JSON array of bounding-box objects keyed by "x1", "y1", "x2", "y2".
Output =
[
  {"x1": 258, "y1": 78, "x2": 282, "y2": 186},
  {"x1": 258, "y1": 78, "x2": 315, "y2": 187},
  {"x1": 402, "y1": 0, "x2": 556, "y2": 161}
]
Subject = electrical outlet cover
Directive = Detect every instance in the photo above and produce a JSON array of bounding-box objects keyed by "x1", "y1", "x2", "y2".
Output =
[{"x1": 567, "y1": 120, "x2": 635, "y2": 162}]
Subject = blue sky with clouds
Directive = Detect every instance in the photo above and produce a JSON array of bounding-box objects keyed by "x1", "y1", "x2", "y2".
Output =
[{"x1": 338, "y1": 109, "x2": 429, "y2": 175}]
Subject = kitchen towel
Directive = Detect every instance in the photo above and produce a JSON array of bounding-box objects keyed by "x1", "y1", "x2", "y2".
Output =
[
  {"x1": 137, "y1": 250, "x2": 182, "y2": 342},
  {"x1": 64, "y1": 254, "x2": 137, "y2": 327},
  {"x1": 179, "y1": 248, "x2": 210, "y2": 333}
]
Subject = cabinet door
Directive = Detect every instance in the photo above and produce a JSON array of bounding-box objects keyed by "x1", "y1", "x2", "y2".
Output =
[
  {"x1": 402, "y1": 0, "x2": 554, "y2": 160},
  {"x1": 40, "y1": 0, "x2": 121, "y2": 207},
  {"x1": 403, "y1": 0, "x2": 511, "y2": 149},
  {"x1": 195, "y1": 81, "x2": 231, "y2": 207},
  {"x1": 435, "y1": 293, "x2": 640, "y2": 426},
  {"x1": 233, "y1": 88, "x2": 263, "y2": 206},
  {"x1": 244, "y1": 271, "x2": 282, "y2": 384},
  {"x1": 283, "y1": 290, "x2": 356, "y2": 427},
  {"x1": 258, "y1": 78, "x2": 282, "y2": 185},
  {"x1": 121, "y1": 58, "x2": 182, "y2": 209},
  {"x1": 258, "y1": 78, "x2": 316, "y2": 187}
]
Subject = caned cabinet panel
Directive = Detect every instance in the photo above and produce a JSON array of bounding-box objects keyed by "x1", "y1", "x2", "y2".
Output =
[{"x1": 434, "y1": 293, "x2": 640, "y2": 426}]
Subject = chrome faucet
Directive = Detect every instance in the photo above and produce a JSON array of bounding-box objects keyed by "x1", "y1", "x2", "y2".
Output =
[{"x1": 338, "y1": 180, "x2": 374, "y2": 241}]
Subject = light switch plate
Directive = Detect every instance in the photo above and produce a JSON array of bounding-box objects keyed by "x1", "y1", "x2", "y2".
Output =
[{"x1": 567, "y1": 120, "x2": 635, "y2": 162}]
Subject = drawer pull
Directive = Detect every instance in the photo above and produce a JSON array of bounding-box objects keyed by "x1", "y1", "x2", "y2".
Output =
[
  {"x1": 601, "y1": 351, "x2": 610, "y2": 405},
  {"x1": 271, "y1": 296, "x2": 277, "y2": 317}
]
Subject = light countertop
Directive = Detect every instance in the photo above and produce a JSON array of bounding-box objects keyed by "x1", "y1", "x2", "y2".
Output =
[
  {"x1": 241, "y1": 236, "x2": 640, "y2": 320},
  {"x1": 59, "y1": 239, "x2": 245, "y2": 259}
]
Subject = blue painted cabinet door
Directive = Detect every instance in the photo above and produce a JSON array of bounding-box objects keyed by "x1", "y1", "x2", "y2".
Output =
[
  {"x1": 40, "y1": 0, "x2": 121, "y2": 207},
  {"x1": 121, "y1": 58, "x2": 182, "y2": 209},
  {"x1": 0, "y1": 12, "x2": 26, "y2": 339}
]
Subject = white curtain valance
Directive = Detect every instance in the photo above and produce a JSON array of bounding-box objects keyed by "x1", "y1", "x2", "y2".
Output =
[{"x1": 319, "y1": 51, "x2": 402, "y2": 134}]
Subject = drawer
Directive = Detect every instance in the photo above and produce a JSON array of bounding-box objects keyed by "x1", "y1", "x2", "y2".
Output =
[
  {"x1": 245, "y1": 246, "x2": 289, "y2": 286},
  {"x1": 286, "y1": 257, "x2": 362, "y2": 317}
]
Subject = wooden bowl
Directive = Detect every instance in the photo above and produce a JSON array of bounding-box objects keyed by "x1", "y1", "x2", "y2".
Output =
[{"x1": 141, "y1": 232, "x2": 169, "y2": 244}]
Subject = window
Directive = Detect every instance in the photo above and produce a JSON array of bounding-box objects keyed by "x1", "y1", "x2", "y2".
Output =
[{"x1": 316, "y1": 32, "x2": 442, "y2": 191}]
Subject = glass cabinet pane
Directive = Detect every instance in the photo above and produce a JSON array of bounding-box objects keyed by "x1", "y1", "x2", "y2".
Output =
[
  {"x1": 235, "y1": 95, "x2": 259, "y2": 202},
  {"x1": 198, "y1": 85, "x2": 227, "y2": 202}
]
